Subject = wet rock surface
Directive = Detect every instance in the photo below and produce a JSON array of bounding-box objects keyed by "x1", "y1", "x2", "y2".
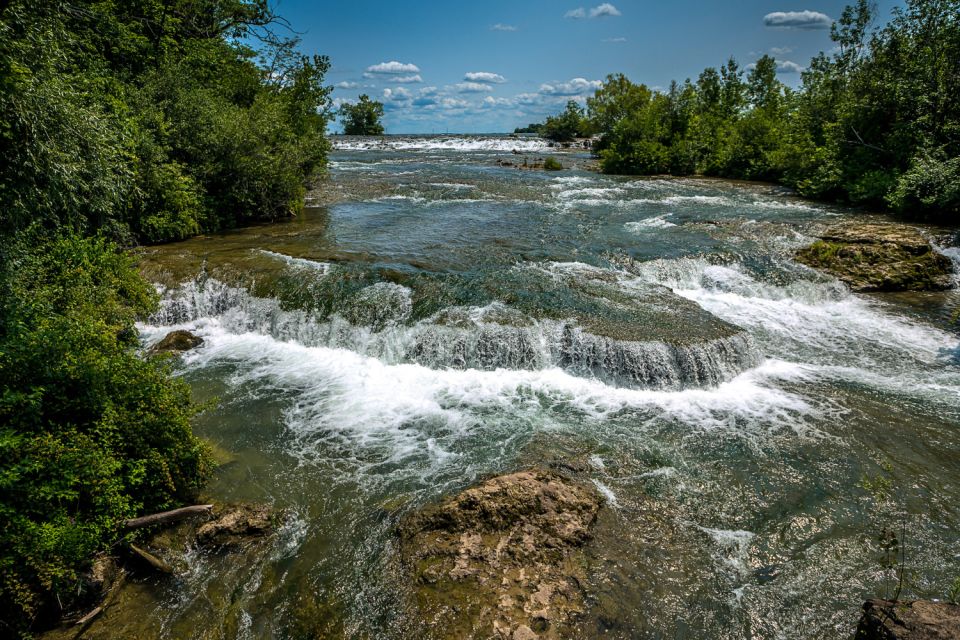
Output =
[
  {"x1": 149, "y1": 329, "x2": 204, "y2": 354},
  {"x1": 796, "y1": 223, "x2": 954, "y2": 292},
  {"x1": 856, "y1": 599, "x2": 960, "y2": 639},
  {"x1": 195, "y1": 503, "x2": 277, "y2": 548},
  {"x1": 398, "y1": 469, "x2": 603, "y2": 639}
]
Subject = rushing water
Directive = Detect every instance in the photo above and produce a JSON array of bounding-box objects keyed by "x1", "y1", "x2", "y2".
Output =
[{"x1": 130, "y1": 135, "x2": 960, "y2": 639}]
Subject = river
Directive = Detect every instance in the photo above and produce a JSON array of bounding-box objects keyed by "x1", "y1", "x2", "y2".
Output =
[{"x1": 130, "y1": 135, "x2": 960, "y2": 639}]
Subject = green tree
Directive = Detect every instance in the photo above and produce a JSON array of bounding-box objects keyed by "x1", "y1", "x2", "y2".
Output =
[
  {"x1": 339, "y1": 94, "x2": 385, "y2": 135},
  {"x1": 541, "y1": 100, "x2": 589, "y2": 142}
]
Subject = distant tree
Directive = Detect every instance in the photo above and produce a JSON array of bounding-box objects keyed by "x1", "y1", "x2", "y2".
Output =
[
  {"x1": 513, "y1": 123, "x2": 544, "y2": 134},
  {"x1": 340, "y1": 95, "x2": 385, "y2": 135},
  {"x1": 540, "y1": 100, "x2": 589, "y2": 142}
]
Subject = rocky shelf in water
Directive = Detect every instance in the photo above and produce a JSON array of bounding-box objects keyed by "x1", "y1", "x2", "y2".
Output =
[{"x1": 146, "y1": 259, "x2": 760, "y2": 390}]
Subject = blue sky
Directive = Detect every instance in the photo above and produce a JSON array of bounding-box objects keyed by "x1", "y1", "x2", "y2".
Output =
[{"x1": 274, "y1": 1, "x2": 903, "y2": 133}]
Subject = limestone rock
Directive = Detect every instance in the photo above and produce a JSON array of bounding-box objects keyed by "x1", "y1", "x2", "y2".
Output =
[
  {"x1": 856, "y1": 599, "x2": 960, "y2": 639},
  {"x1": 796, "y1": 223, "x2": 954, "y2": 292},
  {"x1": 195, "y1": 503, "x2": 276, "y2": 548},
  {"x1": 398, "y1": 469, "x2": 603, "y2": 639},
  {"x1": 150, "y1": 329, "x2": 204, "y2": 354}
]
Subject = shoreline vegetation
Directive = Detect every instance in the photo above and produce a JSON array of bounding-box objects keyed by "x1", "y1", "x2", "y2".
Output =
[
  {"x1": 527, "y1": 0, "x2": 959, "y2": 223},
  {"x1": 0, "y1": 0, "x2": 958, "y2": 638},
  {"x1": 0, "y1": 1, "x2": 330, "y2": 635}
]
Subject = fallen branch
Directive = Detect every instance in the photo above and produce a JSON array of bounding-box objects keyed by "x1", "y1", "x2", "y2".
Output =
[
  {"x1": 123, "y1": 504, "x2": 213, "y2": 530},
  {"x1": 128, "y1": 545, "x2": 173, "y2": 574}
]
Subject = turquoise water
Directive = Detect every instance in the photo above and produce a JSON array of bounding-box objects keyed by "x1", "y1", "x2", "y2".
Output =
[{"x1": 131, "y1": 135, "x2": 960, "y2": 639}]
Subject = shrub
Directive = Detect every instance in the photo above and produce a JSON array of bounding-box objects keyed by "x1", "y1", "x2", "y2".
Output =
[
  {"x1": 543, "y1": 157, "x2": 563, "y2": 171},
  {"x1": 888, "y1": 152, "x2": 960, "y2": 221},
  {"x1": 0, "y1": 232, "x2": 212, "y2": 633}
]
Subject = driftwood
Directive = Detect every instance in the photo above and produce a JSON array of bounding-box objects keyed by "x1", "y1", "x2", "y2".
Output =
[
  {"x1": 127, "y1": 545, "x2": 173, "y2": 574},
  {"x1": 123, "y1": 504, "x2": 213, "y2": 530}
]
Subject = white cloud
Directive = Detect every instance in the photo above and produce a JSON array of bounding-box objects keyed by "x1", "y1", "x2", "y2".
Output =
[
  {"x1": 602, "y1": 37, "x2": 627, "y2": 43},
  {"x1": 455, "y1": 82, "x2": 493, "y2": 93},
  {"x1": 366, "y1": 60, "x2": 421, "y2": 75},
  {"x1": 382, "y1": 87, "x2": 412, "y2": 103},
  {"x1": 419, "y1": 86, "x2": 438, "y2": 96},
  {"x1": 386, "y1": 74, "x2": 423, "y2": 84},
  {"x1": 491, "y1": 23, "x2": 517, "y2": 31},
  {"x1": 482, "y1": 96, "x2": 511, "y2": 107},
  {"x1": 770, "y1": 46, "x2": 794, "y2": 55},
  {"x1": 465, "y1": 72, "x2": 507, "y2": 84},
  {"x1": 567, "y1": 4, "x2": 620, "y2": 19},
  {"x1": 777, "y1": 60, "x2": 805, "y2": 73},
  {"x1": 589, "y1": 3, "x2": 621, "y2": 17},
  {"x1": 539, "y1": 77, "x2": 602, "y2": 96},
  {"x1": 515, "y1": 93, "x2": 542, "y2": 105},
  {"x1": 440, "y1": 97, "x2": 469, "y2": 109},
  {"x1": 336, "y1": 81, "x2": 359, "y2": 89},
  {"x1": 763, "y1": 10, "x2": 832, "y2": 30}
]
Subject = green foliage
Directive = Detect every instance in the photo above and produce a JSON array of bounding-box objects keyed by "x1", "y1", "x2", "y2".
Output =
[
  {"x1": 0, "y1": 0, "x2": 332, "y2": 243},
  {"x1": 339, "y1": 95, "x2": 385, "y2": 135},
  {"x1": 513, "y1": 123, "x2": 543, "y2": 134},
  {"x1": 0, "y1": 232, "x2": 213, "y2": 632},
  {"x1": 543, "y1": 157, "x2": 563, "y2": 171},
  {"x1": 569, "y1": 0, "x2": 960, "y2": 222},
  {"x1": 540, "y1": 101, "x2": 590, "y2": 142}
]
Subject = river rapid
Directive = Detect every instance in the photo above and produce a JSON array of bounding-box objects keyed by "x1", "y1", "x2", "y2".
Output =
[{"x1": 132, "y1": 135, "x2": 960, "y2": 639}]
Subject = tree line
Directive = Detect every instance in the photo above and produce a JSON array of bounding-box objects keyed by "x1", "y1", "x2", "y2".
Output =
[
  {"x1": 534, "y1": 0, "x2": 960, "y2": 221},
  {"x1": 0, "y1": 1, "x2": 332, "y2": 634}
]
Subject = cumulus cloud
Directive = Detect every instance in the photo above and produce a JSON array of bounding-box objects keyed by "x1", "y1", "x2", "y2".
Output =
[
  {"x1": 590, "y1": 3, "x2": 621, "y2": 17},
  {"x1": 602, "y1": 37, "x2": 627, "y2": 43},
  {"x1": 382, "y1": 87, "x2": 412, "y2": 103},
  {"x1": 482, "y1": 96, "x2": 512, "y2": 107},
  {"x1": 515, "y1": 93, "x2": 542, "y2": 106},
  {"x1": 777, "y1": 60, "x2": 805, "y2": 73},
  {"x1": 465, "y1": 72, "x2": 507, "y2": 84},
  {"x1": 770, "y1": 46, "x2": 794, "y2": 55},
  {"x1": 385, "y1": 74, "x2": 423, "y2": 84},
  {"x1": 455, "y1": 82, "x2": 493, "y2": 93},
  {"x1": 539, "y1": 77, "x2": 603, "y2": 96},
  {"x1": 567, "y1": 4, "x2": 620, "y2": 19},
  {"x1": 491, "y1": 23, "x2": 517, "y2": 31},
  {"x1": 440, "y1": 97, "x2": 469, "y2": 109},
  {"x1": 336, "y1": 81, "x2": 359, "y2": 89},
  {"x1": 366, "y1": 60, "x2": 421, "y2": 75},
  {"x1": 763, "y1": 10, "x2": 832, "y2": 30}
]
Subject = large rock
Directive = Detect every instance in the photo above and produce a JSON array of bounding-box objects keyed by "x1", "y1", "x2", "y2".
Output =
[
  {"x1": 856, "y1": 599, "x2": 960, "y2": 639},
  {"x1": 149, "y1": 329, "x2": 204, "y2": 354},
  {"x1": 195, "y1": 503, "x2": 277, "y2": 548},
  {"x1": 398, "y1": 469, "x2": 603, "y2": 639},
  {"x1": 796, "y1": 223, "x2": 954, "y2": 292}
]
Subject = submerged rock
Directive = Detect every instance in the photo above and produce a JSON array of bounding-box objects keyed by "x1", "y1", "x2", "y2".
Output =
[
  {"x1": 398, "y1": 469, "x2": 603, "y2": 639},
  {"x1": 796, "y1": 223, "x2": 954, "y2": 292},
  {"x1": 149, "y1": 329, "x2": 204, "y2": 354},
  {"x1": 195, "y1": 503, "x2": 277, "y2": 548},
  {"x1": 856, "y1": 599, "x2": 960, "y2": 639}
]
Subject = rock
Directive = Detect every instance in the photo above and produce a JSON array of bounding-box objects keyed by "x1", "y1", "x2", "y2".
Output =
[
  {"x1": 796, "y1": 222, "x2": 954, "y2": 292},
  {"x1": 398, "y1": 469, "x2": 603, "y2": 639},
  {"x1": 196, "y1": 503, "x2": 277, "y2": 548},
  {"x1": 82, "y1": 554, "x2": 118, "y2": 600},
  {"x1": 856, "y1": 599, "x2": 960, "y2": 639},
  {"x1": 150, "y1": 329, "x2": 204, "y2": 354}
]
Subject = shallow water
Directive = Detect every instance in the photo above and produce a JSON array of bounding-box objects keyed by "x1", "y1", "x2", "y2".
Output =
[{"x1": 131, "y1": 135, "x2": 960, "y2": 639}]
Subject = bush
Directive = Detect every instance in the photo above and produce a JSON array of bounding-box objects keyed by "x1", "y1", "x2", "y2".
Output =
[
  {"x1": 0, "y1": 232, "x2": 212, "y2": 633},
  {"x1": 543, "y1": 157, "x2": 563, "y2": 171},
  {"x1": 888, "y1": 152, "x2": 960, "y2": 221}
]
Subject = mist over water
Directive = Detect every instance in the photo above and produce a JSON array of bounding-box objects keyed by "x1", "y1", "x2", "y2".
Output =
[{"x1": 137, "y1": 136, "x2": 960, "y2": 639}]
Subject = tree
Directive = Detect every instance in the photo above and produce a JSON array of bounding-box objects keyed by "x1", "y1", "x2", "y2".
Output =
[
  {"x1": 540, "y1": 100, "x2": 588, "y2": 142},
  {"x1": 339, "y1": 95, "x2": 385, "y2": 135}
]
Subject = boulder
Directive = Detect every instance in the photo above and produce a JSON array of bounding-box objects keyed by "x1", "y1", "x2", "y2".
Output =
[
  {"x1": 398, "y1": 469, "x2": 603, "y2": 639},
  {"x1": 195, "y1": 503, "x2": 277, "y2": 548},
  {"x1": 856, "y1": 599, "x2": 960, "y2": 639},
  {"x1": 150, "y1": 329, "x2": 204, "y2": 354},
  {"x1": 796, "y1": 223, "x2": 954, "y2": 292}
]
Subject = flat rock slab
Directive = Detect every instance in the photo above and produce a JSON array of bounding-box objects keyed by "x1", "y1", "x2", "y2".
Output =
[
  {"x1": 196, "y1": 503, "x2": 277, "y2": 548},
  {"x1": 398, "y1": 469, "x2": 603, "y2": 640},
  {"x1": 796, "y1": 223, "x2": 954, "y2": 292},
  {"x1": 857, "y1": 599, "x2": 960, "y2": 639}
]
